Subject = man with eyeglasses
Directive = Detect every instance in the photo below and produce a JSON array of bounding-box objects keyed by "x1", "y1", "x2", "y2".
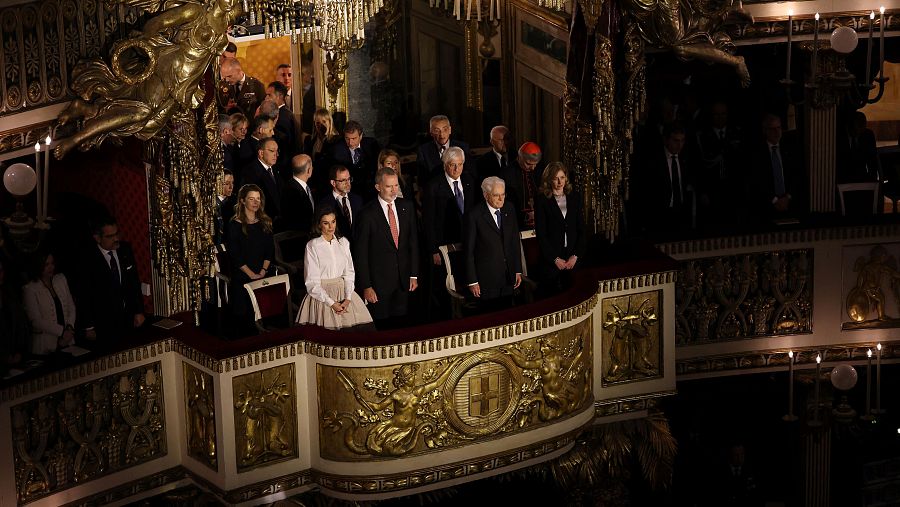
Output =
[{"x1": 318, "y1": 165, "x2": 363, "y2": 240}]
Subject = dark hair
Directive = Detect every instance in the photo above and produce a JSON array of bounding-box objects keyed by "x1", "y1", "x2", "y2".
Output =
[
  {"x1": 312, "y1": 206, "x2": 342, "y2": 239},
  {"x1": 375, "y1": 166, "x2": 397, "y2": 185},
  {"x1": 343, "y1": 120, "x2": 363, "y2": 135},
  {"x1": 329, "y1": 164, "x2": 349, "y2": 181},
  {"x1": 27, "y1": 250, "x2": 53, "y2": 281},
  {"x1": 89, "y1": 216, "x2": 117, "y2": 237},
  {"x1": 224, "y1": 42, "x2": 237, "y2": 54},
  {"x1": 662, "y1": 122, "x2": 686, "y2": 140},
  {"x1": 539, "y1": 162, "x2": 573, "y2": 198},
  {"x1": 268, "y1": 81, "x2": 288, "y2": 97},
  {"x1": 233, "y1": 184, "x2": 273, "y2": 235},
  {"x1": 251, "y1": 115, "x2": 272, "y2": 135},
  {"x1": 224, "y1": 168, "x2": 233, "y2": 177},
  {"x1": 276, "y1": 63, "x2": 290, "y2": 71}
]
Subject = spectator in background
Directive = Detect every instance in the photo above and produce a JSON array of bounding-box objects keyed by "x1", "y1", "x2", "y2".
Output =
[
  {"x1": 243, "y1": 138, "x2": 283, "y2": 225},
  {"x1": 219, "y1": 116, "x2": 235, "y2": 172},
  {"x1": 476, "y1": 125, "x2": 515, "y2": 183},
  {"x1": 319, "y1": 165, "x2": 362, "y2": 241},
  {"x1": 216, "y1": 169, "x2": 235, "y2": 244},
  {"x1": 219, "y1": 41, "x2": 237, "y2": 65},
  {"x1": 746, "y1": 114, "x2": 807, "y2": 220},
  {"x1": 281, "y1": 154, "x2": 316, "y2": 234},
  {"x1": 837, "y1": 110, "x2": 880, "y2": 184},
  {"x1": 300, "y1": 61, "x2": 316, "y2": 135},
  {"x1": 416, "y1": 115, "x2": 471, "y2": 189},
  {"x1": 22, "y1": 252, "x2": 76, "y2": 355},
  {"x1": 503, "y1": 141, "x2": 542, "y2": 228},
  {"x1": 305, "y1": 108, "x2": 340, "y2": 193},
  {"x1": 631, "y1": 122, "x2": 695, "y2": 232},
  {"x1": 696, "y1": 101, "x2": 743, "y2": 227},
  {"x1": 229, "y1": 113, "x2": 249, "y2": 187},
  {"x1": 275, "y1": 63, "x2": 293, "y2": 110},
  {"x1": 227, "y1": 184, "x2": 275, "y2": 335},
  {"x1": 75, "y1": 216, "x2": 145, "y2": 345},
  {"x1": 238, "y1": 115, "x2": 275, "y2": 170},
  {"x1": 332, "y1": 120, "x2": 380, "y2": 200},
  {"x1": 534, "y1": 162, "x2": 586, "y2": 296},
  {"x1": 0, "y1": 258, "x2": 28, "y2": 371},
  {"x1": 296, "y1": 207, "x2": 372, "y2": 330},
  {"x1": 377, "y1": 149, "x2": 411, "y2": 200},
  {"x1": 218, "y1": 57, "x2": 265, "y2": 117}
]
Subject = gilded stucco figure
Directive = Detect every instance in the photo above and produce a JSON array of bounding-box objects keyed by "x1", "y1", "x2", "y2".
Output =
[
  {"x1": 602, "y1": 292, "x2": 662, "y2": 384},
  {"x1": 54, "y1": 0, "x2": 242, "y2": 158},
  {"x1": 845, "y1": 245, "x2": 900, "y2": 327},
  {"x1": 622, "y1": 0, "x2": 751, "y2": 86},
  {"x1": 232, "y1": 364, "x2": 297, "y2": 472},
  {"x1": 184, "y1": 363, "x2": 217, "y2": 470}
]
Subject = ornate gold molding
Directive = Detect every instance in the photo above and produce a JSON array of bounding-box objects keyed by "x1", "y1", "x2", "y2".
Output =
[
  {"x1": 232, "y1": 363, "x2": 298, "y2": 472},
  {"x1": 728, "y1": 11, "x2": 899, "y2": 42},
  {"x1": 12, "y1": 362, "x2": 167, "y2": 504},
  {"x1": 601, "y1": 291, "x2": 663, "y2": 385},
  {"x1": 594, "y1": 391, "x2": 674, "y2": 417},
  {"x1": 318, "y1": 318, "x2": 593, "y2": 460},
  {"x1": 183, "y1": 362, "x2": 217, "y2": 471}
]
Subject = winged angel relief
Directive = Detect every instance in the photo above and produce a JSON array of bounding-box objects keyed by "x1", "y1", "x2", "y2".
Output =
[{"x1": 54, "y1": 0, "x2": 241, "y2": 158}]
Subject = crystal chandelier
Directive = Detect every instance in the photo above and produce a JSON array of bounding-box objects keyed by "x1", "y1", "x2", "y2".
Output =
[
  {"x1": 427, "y1": 0, "x2": 566, "y2": 20},
  {"x1": 242, "y1": 0, "x2": 385, "y2": 44}
]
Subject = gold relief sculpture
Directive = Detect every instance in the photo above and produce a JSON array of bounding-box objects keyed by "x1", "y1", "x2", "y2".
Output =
[
  {"x1": 232, "y1": 364, "x2": 297, "y2": 472},
  {"x1": 54, "y1": 0, "x2": 242, "y2": 158},
  {"x1": 602, "y1": 292, "x2": 662, "y2": 385},
  {"x1": 675, "y1": 249, "x2": 813, "y2": 344},
  {"x1": 844, "y1": 245, "x2": 900, "y2": 330},
  {"x1": 184, "y1": 363, "x2": 217, "y2": 470},
  {"x1": 11, "y1": 362, "x2": 166, "y2": 504},
  {"x1": 621, "y1": 0, "x2": 751, "y2": 86},
  {"x1": 319, "y1": 319, "x2": 592, "y2": 460}
]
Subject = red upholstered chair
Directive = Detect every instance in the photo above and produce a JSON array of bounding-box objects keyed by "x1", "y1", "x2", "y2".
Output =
[
  {"x1": 243, "y1": 274, "x2": 293, "y2": 332},
  {"x1": 518, "y1": 230, "x2": 538, "y2": 303}
]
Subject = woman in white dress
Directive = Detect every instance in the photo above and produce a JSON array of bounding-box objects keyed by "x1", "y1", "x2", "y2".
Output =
[
  {"x1": 296, "y1": 207, "x2": 372, "y2": 329},
  {"x1": 22, "y1": 252, "x2": 76, "y2": 354}
]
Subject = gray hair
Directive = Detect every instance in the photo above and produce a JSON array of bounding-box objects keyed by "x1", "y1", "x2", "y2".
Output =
[
  {"x1": 257, "y1": 100, "x2": 279, "y2": 121},
  {"x1": 489, "y1": 125, "x2": 509, "y2": 138},
  {"x1": 218, "y1": 119, "x2": 232, "y2": 134},
  {"x1": 441, "y1": 146, "x2": 465, "y2": 165},
  {"x1": 481, "y1": 176, "x2": 505, "y2": 195},
  {"x1": 429, "y1": 114, "x2": 450, "y2": 129}
]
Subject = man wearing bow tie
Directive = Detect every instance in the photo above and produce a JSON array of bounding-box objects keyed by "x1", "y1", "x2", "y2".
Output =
[{"x1": 465, "y1": 176, "x2": 522, "y2": 310}]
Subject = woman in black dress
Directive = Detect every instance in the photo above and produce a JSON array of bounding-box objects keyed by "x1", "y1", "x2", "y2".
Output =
[
  {"x1": 227, "y1": 184, "x2": 275, "y2": 334},
  {"x1": 533, "y1": 162, "x2": 586, "y2": 296}
]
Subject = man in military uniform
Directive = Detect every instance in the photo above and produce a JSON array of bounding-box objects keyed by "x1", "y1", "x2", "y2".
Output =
[{"x1": 219, "y1": 57, "x2": 266, "y2": 117}]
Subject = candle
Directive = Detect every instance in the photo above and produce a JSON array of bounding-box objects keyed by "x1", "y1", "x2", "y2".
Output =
[
  {"x1": 34, "y1": 142, "x2": 42, "y2": 223},
  {"x1": 786, "y1": 11, "x2": 793, "y2": 81},
  {"x1": 864, "y1": 348, "x2": 873, "y2": 420},
  {"x1": 867, "y1": 11, "x2": 875, "y2": 82},
  {"x1": 813, "y1": 353, "x2": 822, "y2": 424},
  {"x1": 875, "y1": 342, "x2": 883, "y2": 414},
  {"x1": 880, "y1": 7, "x2": 886, "y2": 79},
  {"x1": 43, "y1": 134, "x2": 50, "y2": 222},
  {"x1": 784, "y1": 350, "x2": 797, "y2": 421},
  {"x1": 812, "y1": 13, "x2": 820, "y2": 82}
]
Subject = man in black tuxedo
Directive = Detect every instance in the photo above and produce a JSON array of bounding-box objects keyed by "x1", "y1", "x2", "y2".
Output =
[
  {"x1": 416, "y1": 115, "x2": 472, "y2": 188},
  {"x1": 317, "y1": 165, "x2": 362, "y2": 240},
  {"x1": 632, "y1": 122, "x2": 695, "y2": 232},
  {"x1": 464, "y1": 176, "x2": 522, "y2": 309},
  {"x1": 237, "y1": 116, "x2": 274, "y2": 171},
  {"x1": 218, "y1": 57, "x2": 265, "y2": 117},
  {"x1": 75, "y1": 217, "x2": 145, "y2": 344},
  {"x1": 331, "y1": 120, "x2": 380, "y2": 200},
  {"x1": 243, "y1": 137, "x2": 283, "y2": 224},
  {"x1": 281, "y1": 154, "x2": 316, "y2": 234},
  {"x1": 353, "y1": 167, "x2": 419, "y2": 326},
  {"x1": 475, "y1": 125, "x2": 515, "y2": 183},
  {"x1": 746, "y1": 114, "x2": 807, "y2": 220},
  {"x1": 423, "y1": 146, "x2": 479, "y2": 266}
]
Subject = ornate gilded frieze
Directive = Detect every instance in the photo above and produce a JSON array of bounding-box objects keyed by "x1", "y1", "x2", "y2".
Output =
[
  {"x1": 318, "y1": 318, "x2": 593, "y2": 461},
  {"x1": 676, "y1": 343, "x2": 895, "y2": 376},
  {"x1": 727, "y1": 11, "x2": 898, "y2": 42},
  {"x1": 232, "y1": 363, "x2": 297, "y2": 472},
  {"x1": 601, "y1": 291, "x2": 662, "y2": 385},
  {"x1": 11, "y1": 362, "x2": 166, "y2": 504},
  {"x1": 843, "y1": 243, "x2": 900, "y2": 330},
  {"x1": 675, "y1": 249, "x2": 813, "y2": 345},
  {"x1": 183, "y1": 362, "x2": 217, "y2": 470}
]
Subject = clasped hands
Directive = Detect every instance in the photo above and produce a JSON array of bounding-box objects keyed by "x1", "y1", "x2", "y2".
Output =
[
  {"x1": 555, "y1": 256, "x2": 577, "y2": 271},
  {"x1": 330, "y1": 299, "x2": 351, "y2": 314}
]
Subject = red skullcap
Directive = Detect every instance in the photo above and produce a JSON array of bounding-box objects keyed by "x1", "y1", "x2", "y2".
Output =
[{"x1": 518, "y1": 141, "x2": 542, "y2": 162}]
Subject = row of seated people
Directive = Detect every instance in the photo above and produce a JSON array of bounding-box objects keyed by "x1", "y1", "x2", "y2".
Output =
[
  {"x1": 219, "y1": 144, "x2": 586, "y2": 334},
  {"x1": 0, "y1": 218, "x2": 146, "y2": 373}
]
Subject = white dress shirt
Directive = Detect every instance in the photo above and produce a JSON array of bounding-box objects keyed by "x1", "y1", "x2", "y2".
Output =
[
  {"x1": 377, "y1": 196, "x2": 400, "y2": 234},
  {"x1": 304, "y1": 236, "x2": 355, "y2": 306}
]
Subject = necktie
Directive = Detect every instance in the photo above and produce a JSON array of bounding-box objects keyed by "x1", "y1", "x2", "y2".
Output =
[
  {"x1": 108, "y1": 251, "x2": 120, "y2": 287},
  {"x1": 305, "y1": 184, "x2": 314, "y2": 207},
  {"x1": 671, "y1": 155, "x2": 683, "y2": 207},
  {"x1": 267, "y1": 166, "x2": 276, "y2": 182},
  {"x1": 771, "y1": 146, "x2": 786, "y2": 196},
  {"x1": 342, "y1": 196, "x2": 351, "y2": 226},
  {"x1": 439, "y1": 145, "x2": 446, "y2": 159},
  {"x1": 500, "y1": 155, "x2": 507, "y2": 170},
  {"x1": 495, "y1": 209, "x2": 502, "y2": 230},
  {"x1": 352, "y1": 148, "x2": 360, "y2": 165},
  {"x1": 453, "y1": 180, "x2": 464, "y2": 213},
  {"x1": 387, "y1": 203, "x2": 399, "y2": 248}
]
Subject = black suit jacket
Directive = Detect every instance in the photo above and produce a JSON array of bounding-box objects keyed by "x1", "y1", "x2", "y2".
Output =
[
  {"x1": 746, "y1": 139, "x2": 807, "y2": 216},
  {"x1": 218, "y1": 75, "x2": 266, "y2": 118},
  {"x1": 534, "y1": 191, "x2": 587, "y2": 269},
  {"x1": 352, "y1": 198, "x2": 419, "y2": 319},
  {"x1": 236, "y1": 137, "x2": 261, "y2": 181},
  {"x1": 498, "y1": 165, "x2": 541, "y2": 229},
  {"x1": 274, "y1": 107, "x2": 302, "y2": 177},
  {"x1": 243, "y1": 159, "x2": 283, "y2": 219},
  {"x1": 281, "y1": 178, "x2": 316, "y2": 234},
  {"x1": 422, "y1": 172, "x2": 479, "y2": 255},
  {"x1": 632, "y1": 147, "x2": 695, "y2": 229},
  {"x1": 475, "y1": 151, "x2": 515, "y2": 183},
  {"x1": 464, "y1": 202, "x2": 522, "y2": 299},
  {"x1": 331, "y1": 137, "x2": 381, "y2": 198},
  {"x1": 416, "y1": 140, "x2": 472, "y2": 187},
  {"x1": 317, "y1": 191, "x2": 363, "y2": 240},
  {"x1": 75, "y1": 242, "x2": 144, "y2": 342}
]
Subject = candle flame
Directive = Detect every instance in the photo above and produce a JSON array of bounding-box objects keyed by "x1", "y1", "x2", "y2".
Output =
[
  {"x1": 44, "y1": 135, "x2": 51, "y2": 145},
  {"x1": 34, "y1": 142, "x2": 40, "y2": 152},
  {"x1": 816, "y1": 354, "x2": 821, "y2": 363},
  {"x1": 871, "y1": 11, "x2": 876, "y2": 19},
  {"x1": 877, "y1": 342, "x2": 882, "y2": 351},
  {"x1": 880, "y1": 6, "x2": 885, "y2": 14},
  {"x1": 868, "y1": 348, "x2": 873, "y2": 357},
  {"x1": 788, "y1": 350, "x2": 793, "y2": 358},
  {"x1": 815, "y1": 12, "x2": 820, "y2": 21},
  {"x1": 787, "y1": 9, "x2": 793, "y2": 17}
]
